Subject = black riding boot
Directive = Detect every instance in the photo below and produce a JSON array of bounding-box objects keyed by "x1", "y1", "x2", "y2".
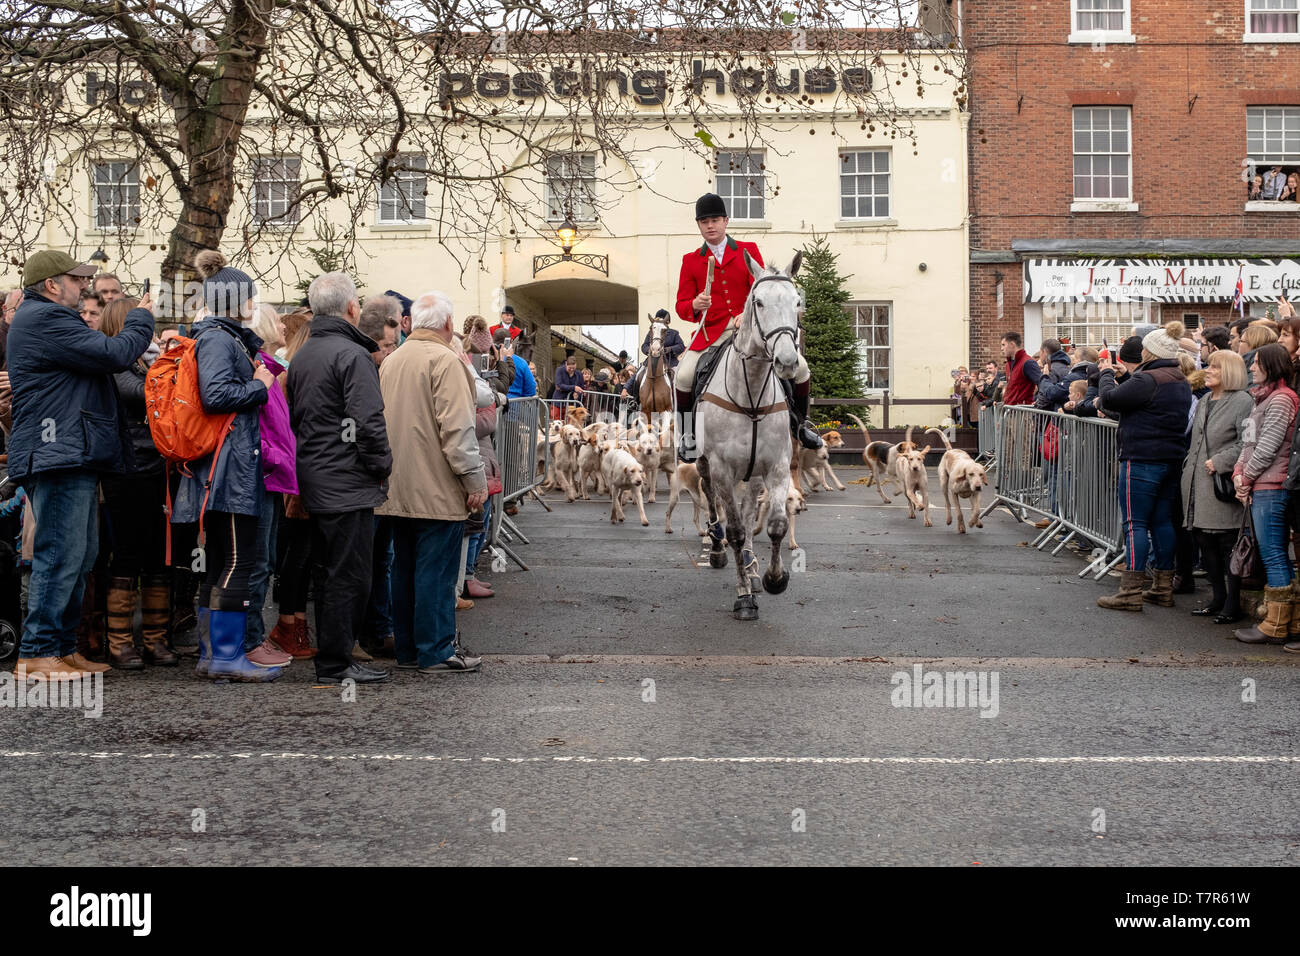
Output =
[
  {"x1": 781, "y1": 379, "x2": 824, "y2": 450},
  {"x1": 676, "y1": 388, "x2": 697, "y2": 462}
]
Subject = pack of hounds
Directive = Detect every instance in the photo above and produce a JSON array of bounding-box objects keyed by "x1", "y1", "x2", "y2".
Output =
[{"x1": 536, "y1": 405, "x2": 989, "y2": 541}]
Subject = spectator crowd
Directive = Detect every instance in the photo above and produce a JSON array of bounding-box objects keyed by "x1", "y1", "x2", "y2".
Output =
[
  {"x1": 8, "y1": 240, "x2": 1297, "y2": 686},
  {"x1": 4, "y1": 247, "x2": 540, "y2": 685},
  {"x1": 989, "y1": 299, "x2": 1300, "y2": 652}
]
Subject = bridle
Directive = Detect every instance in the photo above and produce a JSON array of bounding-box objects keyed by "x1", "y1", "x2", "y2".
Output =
[{"x1": 736, "y1": 273, "x2": 800, "y2": 362}]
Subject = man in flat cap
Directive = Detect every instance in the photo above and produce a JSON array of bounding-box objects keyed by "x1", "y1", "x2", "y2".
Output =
[
  {"x1": 8, "y1": 251, "x2": 155, "y2": 682},
  {"x1": 673, "y1": 192, "x2": 822, "y2": 461}
]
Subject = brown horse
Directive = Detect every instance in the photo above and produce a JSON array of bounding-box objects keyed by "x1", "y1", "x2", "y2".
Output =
[{"x1": 638, "y1": 312, "x2": 674, "y2": 423}]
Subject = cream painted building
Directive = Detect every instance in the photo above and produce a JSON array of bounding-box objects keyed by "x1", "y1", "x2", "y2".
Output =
[{"x1": 10, "y1": 49, "x2": 969, "y2": 422}]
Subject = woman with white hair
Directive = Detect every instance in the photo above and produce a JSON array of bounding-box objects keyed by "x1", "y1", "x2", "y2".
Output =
[{"x1": 1181, "y1": 349, "x2": 1252, "y2": 624}]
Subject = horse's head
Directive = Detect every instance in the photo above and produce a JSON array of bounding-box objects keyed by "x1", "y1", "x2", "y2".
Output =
[
  {"x1": 647, "y1": 312, "x2": 667, "y2": 358},
  {"x1": 742, "y1": 250, "x2": 803, "y2": 379}
]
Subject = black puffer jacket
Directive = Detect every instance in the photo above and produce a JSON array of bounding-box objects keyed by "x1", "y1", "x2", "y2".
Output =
[
  {"x1": 286, "y1": 315, "x2": 391, "y2": 514},
  {"x1": 1097, "y1": 358, "x2": 1192, "y2": 461},
  {"x1": 113, "y1": 361, "x2": 164, "y2": 477}
]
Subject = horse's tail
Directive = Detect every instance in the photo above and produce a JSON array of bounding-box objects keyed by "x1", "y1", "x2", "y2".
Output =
[
  {"x1": 847, "y1": 413, "x2": 871, "y2": 445},
  {"x1": 925, "y1": 427, "x2": 953, "y2": 450}
]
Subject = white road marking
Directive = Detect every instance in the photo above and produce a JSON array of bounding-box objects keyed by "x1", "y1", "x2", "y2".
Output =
[{"x1": 0, "y1": 751, "x2": 1295, "y2": 765}]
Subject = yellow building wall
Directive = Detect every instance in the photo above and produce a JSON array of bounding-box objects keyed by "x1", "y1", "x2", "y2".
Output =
[{"x1": 5, "y1": 52, "x2": 968, "y2": 421}]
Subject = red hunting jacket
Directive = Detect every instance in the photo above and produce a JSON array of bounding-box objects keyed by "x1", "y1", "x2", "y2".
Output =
[
  {"x1": 488, "y1": 323, "x2": 522, "y2": 340},
  {"x1": 675, "y1": 236, "x2": 764, "y2": 351}
]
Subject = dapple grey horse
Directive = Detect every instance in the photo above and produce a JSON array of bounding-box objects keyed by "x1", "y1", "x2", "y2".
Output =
[{"x1": 694, "y1": 251, "x2": 803, "y2": 621}]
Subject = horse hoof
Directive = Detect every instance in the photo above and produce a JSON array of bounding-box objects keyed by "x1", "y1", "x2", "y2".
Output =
[
  {"x1": 709, "y1": 551, "x2": 728, "y2": 569},
  {"x1": 763, "y1": 571, "x2": 789, "y2": 595},
  {"x1": 732, "y1": 595, "x2": 759, "y2": 621}
]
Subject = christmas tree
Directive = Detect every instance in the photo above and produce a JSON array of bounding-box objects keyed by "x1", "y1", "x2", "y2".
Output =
[{"x1": 797, "y1": 233, "x2": 866, "y2": 427}]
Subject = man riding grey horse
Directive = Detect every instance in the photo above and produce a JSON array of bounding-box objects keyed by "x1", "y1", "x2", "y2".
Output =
[{"x1": 673, "y1": 192, "x2": 823, "y2": 462}]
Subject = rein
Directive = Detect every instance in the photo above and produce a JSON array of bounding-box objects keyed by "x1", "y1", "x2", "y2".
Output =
[{"x1": 700, "y1": 272, "x2": 797, "y2": 481}]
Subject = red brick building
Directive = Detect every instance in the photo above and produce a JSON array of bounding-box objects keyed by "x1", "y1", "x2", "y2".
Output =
[{"x1": 965, "y1": 0, "x2": 1300, "y2": 366}]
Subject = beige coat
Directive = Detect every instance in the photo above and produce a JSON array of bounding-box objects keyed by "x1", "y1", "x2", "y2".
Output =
[{"x1": 376, "y1": 329, "x2": 486, "y2": 522}]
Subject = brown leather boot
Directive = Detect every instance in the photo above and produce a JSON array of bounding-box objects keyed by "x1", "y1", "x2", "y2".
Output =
[
  {"x1": 106, "y1": 577, "x2": 144, "y2": 670},
  {"x1": 140, "y1": 573, "x2": 178, "y2": 666},
  {"x1": 1097, "y1": 570, "x2": 1147, "y2": 611},
  {"x1": 1142, "y1": 569, "x2": 1176, "y2": 607},
  {"x1": 267, "y1": 617, "x2": 315, "y2": 659},
  {"x1": 13, "y1": 657, "x2": 85, "y2": 682},
  {"x1": 1235, "y1": 586, "x2": 1293, "y2": 644},
  {"x1": 63, "y1": 652, "x2": 110, "y2": 674}
]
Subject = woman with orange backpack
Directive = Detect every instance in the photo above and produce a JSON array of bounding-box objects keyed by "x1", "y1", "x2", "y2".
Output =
[{"x1": 168, "y1": 251, "x2": 285, "y2": 682}]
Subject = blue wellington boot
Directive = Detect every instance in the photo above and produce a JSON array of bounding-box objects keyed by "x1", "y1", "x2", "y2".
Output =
[
  {"x1": 195, "y1": 607, "x2": 211, "y2": 677},
  {"x1": 207, "y1": 609, "x2": 283, "y2": 682}
]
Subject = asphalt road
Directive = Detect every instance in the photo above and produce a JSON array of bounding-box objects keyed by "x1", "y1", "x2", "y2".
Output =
[{"x1": 1, "y1": 466, "x2": 1296, "y2": 866}]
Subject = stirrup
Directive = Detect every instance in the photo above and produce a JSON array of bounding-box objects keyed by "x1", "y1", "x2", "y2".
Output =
[{"x1": 796, "y1": 419, "x2": 824, "y2": 450}]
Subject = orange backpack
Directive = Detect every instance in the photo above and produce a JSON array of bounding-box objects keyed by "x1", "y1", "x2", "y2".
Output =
[
  {"x1": 146, "y1": 336, "x2": 236, "y2": 464},
  {"x1": 145, "y1": 335, "x2": 238, "y2": 560}
]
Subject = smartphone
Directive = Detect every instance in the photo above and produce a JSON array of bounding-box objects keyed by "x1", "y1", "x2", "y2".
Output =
[
  {"x1": 141, "y1": 277, "x2": 150, "y2": 294},
  {"x1": 1099, "y1": 337, "x2": 1110, "y2": 362}
]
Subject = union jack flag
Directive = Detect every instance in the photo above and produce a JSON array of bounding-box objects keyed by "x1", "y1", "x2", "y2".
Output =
[{"x1": 1232, "y1": 267, "x2": 1244, "y2": 317}]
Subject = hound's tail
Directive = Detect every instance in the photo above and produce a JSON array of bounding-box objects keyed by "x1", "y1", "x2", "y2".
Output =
[
  {"x1": 847, "y1": 413, "x2": 871, "y2": 446},
  {"x1": 925, "y1": 427, "x2": 954, "y2": 450}
]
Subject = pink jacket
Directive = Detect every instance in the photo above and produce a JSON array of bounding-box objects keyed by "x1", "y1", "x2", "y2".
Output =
[{"x1": 258, "y1": 352, "x2": 298, "y2": 494}]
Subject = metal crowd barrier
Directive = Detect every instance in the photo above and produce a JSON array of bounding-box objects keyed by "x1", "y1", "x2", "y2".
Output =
[
  {"x1": 544, "y1": 392, "x2": 637, "y2": 427},
  {"x1": 975, "y1": 403, "x2": 1002, "y2": 474},
  {"x1": 488, "y1": 395, "x2": 547, "y2": 571},
  {"x1": 980, "y1": 404, "x2": 1125, "y2": 580}
]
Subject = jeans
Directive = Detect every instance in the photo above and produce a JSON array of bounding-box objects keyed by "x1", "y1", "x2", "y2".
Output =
[
  {"x1": 22, "y1": 470, "x2": 100, "y2": 658},
  {"x1": 465, "y1": 497, "x2": 493, "y2": 575},
  {"x1": 1119, "y1": 460, "x2": 1178, "y2": 572},
  {"x1": 245, "y1": 490, "x2": 279, "y2": 651},
  {"x1": 1043, "y1": 460, "x2": 1059, "y2": 515},
  {"x1": 1251, "y1": 489, "x2": 1293, "y2": 588},
  {"x1": 391, "y1": 518, "x2": 463, "y2": 668},
  {"x1": 364, "y1": 515, "x2": 394, "y2": 642}
]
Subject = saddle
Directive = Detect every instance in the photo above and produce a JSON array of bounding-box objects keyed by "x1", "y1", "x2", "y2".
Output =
[{"x1": 693, "y1": 344, "x2": 726, "y2": 398}]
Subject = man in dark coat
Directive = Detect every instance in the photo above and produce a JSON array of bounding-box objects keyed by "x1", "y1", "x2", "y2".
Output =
[
  {"x1": 8, "y1": 250, "x2": 154, "y2": 681},
  {"x1": 642, "y1": 309, "x2": 686, "y2": 370},
  {"x1": 1037, "y1": 347, "x2": 1099, "y2": 412},
  {"x1": 551, "y1": 352, "x2": 584, "y2": 401},
  {"x1": 288, "y1": 271, "x2": 393, "y2": 685}
]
